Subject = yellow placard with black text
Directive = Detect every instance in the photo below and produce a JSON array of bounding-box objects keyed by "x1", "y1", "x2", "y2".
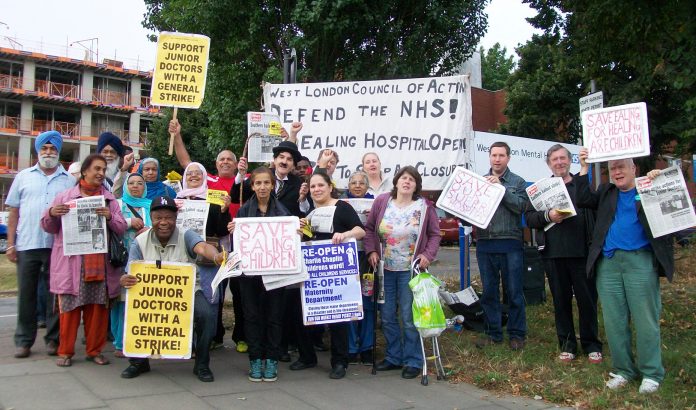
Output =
[
  {"x1": 151, "y1": 32, "x2": 210, "y2": 108},
  {"x1": 123, "y1": 261, "x2": 195, "y2": 359},
  {"x1": 206, "y1": 189, "x2": 227, "y2": 207}
]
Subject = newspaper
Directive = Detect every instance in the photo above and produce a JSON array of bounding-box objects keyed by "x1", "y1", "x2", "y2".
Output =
[
  {"x1": 439, "y1": 286, "x2": 479, "y2": 306},
  {"x1": 636, "y1": 166, "x2": 696, "y2": 238},
  {"x1": 525, "y1": 177, "x2": 577, "y2": 231},
  {"x1": 162, "y1": 180, "x2": 182, "y2": 194},
  {"x1": 340, "y1": 198, "x2": 374, "y2": 225},
  {"x1": 175, "y1": 199, "x2": 210, "y2": 240},
  {"x1": 262, "y1": 263, "x2": 310, "y2": 291},
  {"x1": 61, "y1": 195, "x2": 107, "y2": 256},
  {"x1": 211, "y1": 251, "x2": 242, "y2": 299},
  {"x1": 247, "y1": 112, "x2": 283, "y2": 163}
]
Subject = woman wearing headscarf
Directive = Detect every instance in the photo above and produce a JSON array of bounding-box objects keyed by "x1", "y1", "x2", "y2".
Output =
[
  {"x1": 41, "y1": 154, "x2": 127, "y2": 367},
  {"x1": 111, "y1": 173, "x2": 151, "y2": 358},
  {"x1": 137, "y1": 157, "x2": 177, "y2": 199},
  {"x1": 176, "y1": 162, "x2": 231, "y2": 380}
]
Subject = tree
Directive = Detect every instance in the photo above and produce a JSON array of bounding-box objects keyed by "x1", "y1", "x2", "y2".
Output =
[
  {"x1": 141, "y1": 0, "x2": 489, "y2": 164},
  {"x1": 503, "y1": 0, "x2": 696, "y2": 152},
  {"x1": 479, "y1": 42, "x2": 515, "y2": 91}
]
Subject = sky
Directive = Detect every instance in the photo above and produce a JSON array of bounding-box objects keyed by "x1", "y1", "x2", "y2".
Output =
[{"x1": 1, "y1": 0, "x2": 538, "y2": 71}]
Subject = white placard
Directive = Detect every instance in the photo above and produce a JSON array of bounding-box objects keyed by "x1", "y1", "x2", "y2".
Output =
[
  {"x1": 436, "y1": 166, "x2": 505, "y2": 229},
  {"x1": 233, "y1": 216, "x2": 302, "y2": 275},
  {"x1": 582, "y1": 102, "x2": 650, "y2": 163}
]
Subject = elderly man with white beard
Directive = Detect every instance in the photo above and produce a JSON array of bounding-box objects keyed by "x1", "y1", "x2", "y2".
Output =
[
  {"x1": 97, "y1": 132, "x2": 134, "y2": 198},
  {"x1": 5, "y1": 130, "x2": 74, "y2": 358}
]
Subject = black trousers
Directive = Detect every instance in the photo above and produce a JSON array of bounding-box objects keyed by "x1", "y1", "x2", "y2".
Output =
[
  {"x1": 544, "y1": 257, "x2": 602, "y2": 355},
  {"x1": 288, "y1": 287, "x2": 349, "y2": 367},
  {"x1": 15, "y1": 249, "x2": 59, "y2": 348},
  {"x1": 239, "y1": 276, "x2": 284, "y2": 361}
]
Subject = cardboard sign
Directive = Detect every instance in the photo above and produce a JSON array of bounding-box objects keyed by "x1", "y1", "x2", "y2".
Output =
[
  {"x1": 233, "y1": 216, "x2": 302, "y2": 275},
  {"x1": 582, "y1": 102, "x2": 650, "y2": 163},
  {"x1": 263, "y1": 75, "x2": 472, "y2": 190},
  {"x1": 301, "y1": 239, "x2": 363, "y2": 325},
  {"x1": 123, "y1": 261, "x2": 195, "y2": 359},
  {"x1": 436, "y1": 166, "x2": 505, "y2": 229},
  {"x1": 151, "y1": 32, "x2": 210, "y2": 108}
]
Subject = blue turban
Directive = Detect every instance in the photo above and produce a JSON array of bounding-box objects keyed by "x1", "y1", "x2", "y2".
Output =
[
  {"x1": 35, "y1": 130, "x2": 63, "y2": 154},
  {"x1": 97, "y1": 132, "x2": 125, "y2": 157}
]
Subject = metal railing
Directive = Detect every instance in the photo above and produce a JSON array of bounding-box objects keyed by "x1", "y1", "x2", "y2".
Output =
[
  {"x1": 92, "y1": 88, "x2": 128, "y2": 106},
  {"x1": 34, "y1": 79, "x2": 81, "y2": 99},
  {"x1": 0, "y1": 73, "x2": 22, "y2": 89},
  {"x1": 0, "y1": 116, "x2": 20, "y2": 130}
]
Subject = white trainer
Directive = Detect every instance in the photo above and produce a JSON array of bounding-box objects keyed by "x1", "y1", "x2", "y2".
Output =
[
  {"x1": 638, "y1": 378, "x2": 659, "y2": 394},
  {"x1": 606, "y1": 372, "x2": 629, "y2": 390}
]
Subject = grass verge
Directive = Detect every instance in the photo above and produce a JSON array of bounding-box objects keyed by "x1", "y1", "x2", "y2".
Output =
[
  {"x1": 436, "y1": 244, "x2": 696, "y2": 409},
  {"x1": 0, "y1": 255, "x2": 16, "y2": 292}
]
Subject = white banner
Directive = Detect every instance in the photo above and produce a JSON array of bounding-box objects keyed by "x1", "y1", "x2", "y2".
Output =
[
  {"x1": 582, "y1": 102, "x2": 650, "y2": 163},
  {"x1": 263, "y1": 75, "x2": 472, "y2": 190},
  {"x1": 473, "y1": 131, "x2": 582, "y2": 183},
  {"x1": 436, "y1": 166, "x2": 505, "y2": 229}
]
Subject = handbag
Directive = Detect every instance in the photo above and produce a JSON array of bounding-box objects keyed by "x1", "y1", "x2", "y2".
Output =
[{"x1": 108, "y1": 229, "x2": 128, "y2": 268}]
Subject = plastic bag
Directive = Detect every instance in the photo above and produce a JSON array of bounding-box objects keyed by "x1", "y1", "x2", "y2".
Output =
[{"x1": 409, "y1": 269, "x2": 446, "y2": 338}]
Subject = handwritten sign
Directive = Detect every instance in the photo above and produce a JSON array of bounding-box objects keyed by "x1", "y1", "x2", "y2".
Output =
[
  {"x1": 233, "y1": 216, "x2": 302, "y2": 275},
  {"x1": 151, "y1": 32, "x2": 210, "y2": 108},
  {"x1": 582, "y1": 102, "x2": 650, "y2": 163},
  {"x1": 436, "y1": 166, "x2": 505, "y2": 229},
  {"x1": 123, "y1": 261, "x2": 195, "y2": 359},
  {"x1": 263, "y1": 76, "x2": 472, "y2": 189},
  {"x1": 301, "y1": 239, "x2": 362, "y2": 325}
]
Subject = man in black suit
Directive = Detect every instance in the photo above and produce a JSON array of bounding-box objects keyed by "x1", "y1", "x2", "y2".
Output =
[{"x1": 232, "y1": 141, "x2": 308, "y2": 217}]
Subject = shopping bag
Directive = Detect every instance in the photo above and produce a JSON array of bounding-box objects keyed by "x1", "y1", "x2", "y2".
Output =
[{"x1": 409, "y1": 264, "x2": 446, "y2": 338}]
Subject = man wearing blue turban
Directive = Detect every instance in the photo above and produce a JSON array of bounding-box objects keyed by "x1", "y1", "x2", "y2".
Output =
[
  {"x1": 5, "y1": 130, "x2": 74, "y2": 358},
  {"x1": 97, "y1": 131, "x2": 134, "y2": 198}
]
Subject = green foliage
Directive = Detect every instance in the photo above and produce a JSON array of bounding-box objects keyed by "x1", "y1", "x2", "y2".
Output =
[
  {"x1": 142, "y1": 0, "x2": 489, "y2": 157},
  {"x1": 503, "y1": 0, "x2": 696, "y2": 151},
  {"x1": 479, "y1": 43, "x2": 515, "y2": 91}
]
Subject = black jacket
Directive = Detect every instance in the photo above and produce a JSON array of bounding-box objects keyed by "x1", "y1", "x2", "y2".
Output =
[
  {"x1": 574, "y1": 174, "x2": 674, "y2": 282},
  {"x1": 231, "y1": 172, "x2": 305, "y2": 217}
]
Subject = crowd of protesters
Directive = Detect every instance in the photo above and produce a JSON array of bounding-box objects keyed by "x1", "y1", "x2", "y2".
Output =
[{"x1": 5, "y1": 123, "x2": 673, "y2": 395}]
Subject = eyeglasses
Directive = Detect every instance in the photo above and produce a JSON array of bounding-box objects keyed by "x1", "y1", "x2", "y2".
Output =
[
  {"x1": 187, "y1": 171, "x2": 203, "y2": 176},
  {"x1": 349, "y1": 181, "x2": 367, "y2": 186}
]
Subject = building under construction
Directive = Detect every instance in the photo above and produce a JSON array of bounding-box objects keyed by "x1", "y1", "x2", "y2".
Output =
[{"x1": 0, "y1": 46, "x2": 157, "y2": 205}]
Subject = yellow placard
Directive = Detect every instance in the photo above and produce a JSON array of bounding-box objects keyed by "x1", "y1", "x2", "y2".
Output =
[
  {"x1": 206, "y1": 189, "x2": 227, "y2": 207},
  {"x1": 151, "y1": 32, "x2": 210, "y2": 109},
  {"x1": 123, "y1": 261, "x2": 195, "y2": 359},
  {"x1": 269, "y1": 121, "x2": 282, "y2": 136}
]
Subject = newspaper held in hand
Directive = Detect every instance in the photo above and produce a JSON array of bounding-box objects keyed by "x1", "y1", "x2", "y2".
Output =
[
  {"x1": 525, "y1": 177, "x2": 577, "y2": 231},
  {"x1": 436, "y1": 166, "x2": 505, "y2": 229},
  {"x1": 211, "y1": 251, "x2": 242, "y2": 299},
  {"x1": 175, "y1": 199, "x2": 210, "y2": 240},
  {"x1": 61, "y1": 195, "x2": 108, "y2": 256},
  {"x1": 636, "y1": 166, "x2": 696, "y2": 238},
  {"x1": 340, "y1": 198, "x2": 374, "y2": 225},
  {"x1": 247, "y1": 112, "x2": 283, "y2": 163}
]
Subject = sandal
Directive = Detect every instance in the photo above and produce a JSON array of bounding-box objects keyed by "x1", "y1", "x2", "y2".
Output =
[
  {"x1": 558, "y1": 352, "x2": 576, "y2": 362},
  {"x1": 56, "y1": 356, "x2": 72, "y2": 367},
  {"x1": 86, "y1": 354, "x2": 110, "y2": 365},
  {"x1": 114, "y1": 350, "x2": 125, "y2": 358}
]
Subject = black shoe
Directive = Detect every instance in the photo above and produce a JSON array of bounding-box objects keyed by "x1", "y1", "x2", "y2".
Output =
[
  {"x1": 314, "y1": 342, "x2": 328, "y2": 352},
  {"x1": 329, "y1": 364, "x2": 346, "y2": 379},
  {"x1": 375, "y1": 360, "x2": 402, "y2": 371},
  {"x1": 348, "y1": 353, "x2": 360, "y2": 365},
  {"x1": 37, "y1": 321, "x2": 47, "y2": 329},
  {"x1": 194, "y1": 367, "x2": 215, "y2": 382},
  {"x1": 509, "y1": 338, "x2": 526, "y2": 351},
  {"x1": 360, "y1": 350, "x2": 373, "y2": 366},
  {"x1": 474, "y1": 337, "x2": 502, "y2": 349},
  {"x1": 121, "y1": 363, "x2": 150, "y2": 379},
  {"x1": 279, "y1": 353, "x2": 292, "y2": 363},
  {"x1": 402, "y1": 366, "x2": 421, "y2": 379},
  {"x1": 289, "y1": 360, "x2": 317, "y2": 371}
]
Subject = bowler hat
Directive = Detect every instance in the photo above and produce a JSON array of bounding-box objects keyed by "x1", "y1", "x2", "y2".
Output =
[{"x1": 272, "y1": 141, "x2": 302, "y2": 164}]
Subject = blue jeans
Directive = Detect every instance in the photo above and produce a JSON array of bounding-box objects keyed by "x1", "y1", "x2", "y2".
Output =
[
  {"x1": 110, "y1": 301, "x2": 125, "y2": 350},
  {"x1": 381, "y1": 269, "x2": 422, "y2": 368},
  {"x1": 477, "y1": 249, "x2": 527, "y2": 341},
  {"x1": 348, "y1": 293, "x2": 375, "y2": 354}
]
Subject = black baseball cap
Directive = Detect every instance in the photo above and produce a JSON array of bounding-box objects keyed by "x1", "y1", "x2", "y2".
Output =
[{"x1": 150, "y1": 196, "x2": 178, "y2": 213}]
